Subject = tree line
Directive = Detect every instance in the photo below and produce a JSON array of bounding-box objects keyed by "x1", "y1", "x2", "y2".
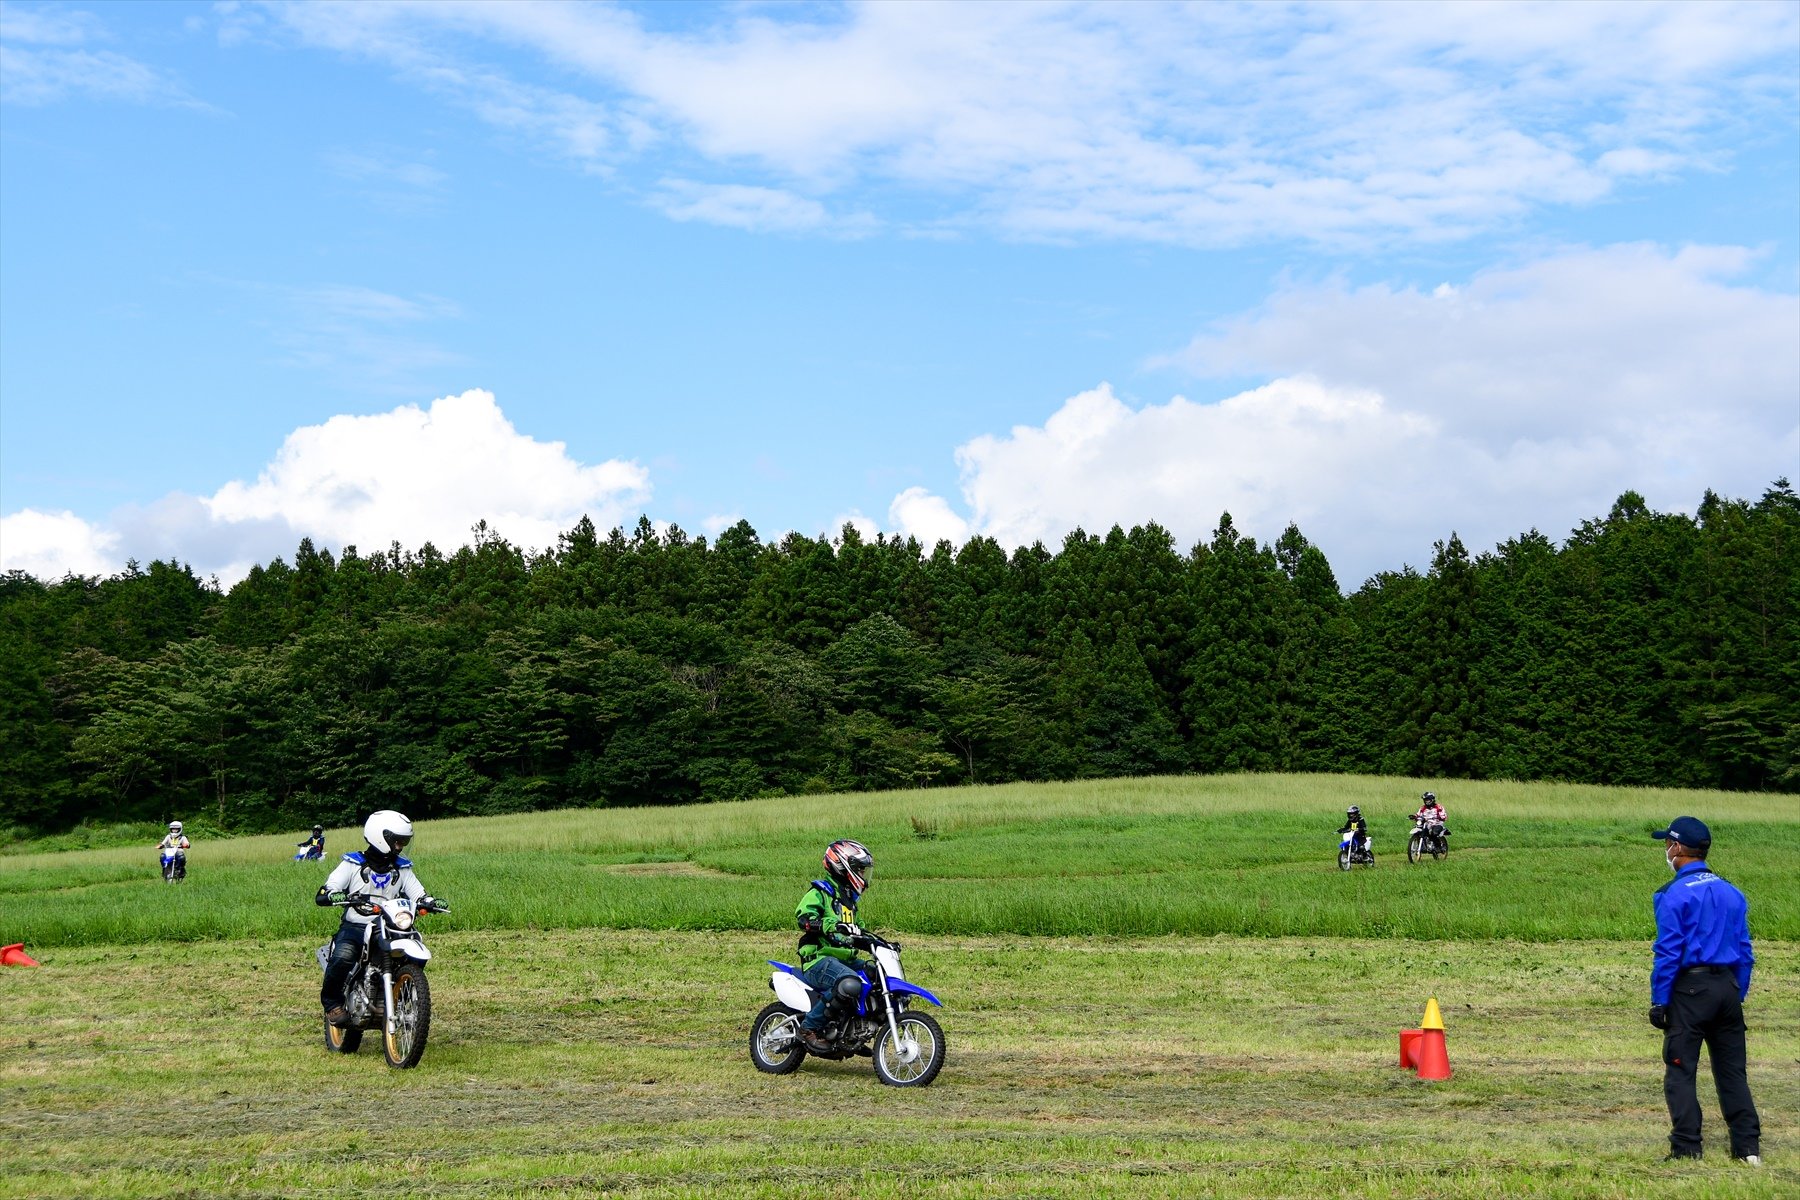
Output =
[{"x1": 2, "y1": 481, "x2": 1795, "y2": 835}]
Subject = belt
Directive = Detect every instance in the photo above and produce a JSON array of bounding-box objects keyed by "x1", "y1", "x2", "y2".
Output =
[{"x1": 1679, "y1": 964, "x2": 1730, "y2": 977}]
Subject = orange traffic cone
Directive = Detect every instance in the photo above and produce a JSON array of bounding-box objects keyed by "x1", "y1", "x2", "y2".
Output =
[
  {"x1": 0, "y1": 943, "x2": 40, "y2": 967},
  {"x1": 1399, "y1": 1028, "x2": 1423, "y2": 1069},
  {"x1": 1414, "y1": 996, "x2": 1451, "y2": 1081}
]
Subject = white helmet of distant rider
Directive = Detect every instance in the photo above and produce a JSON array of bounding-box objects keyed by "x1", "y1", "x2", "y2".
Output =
[{"x1": 362, "y1": 810, "x2": 413, "y2": 869}]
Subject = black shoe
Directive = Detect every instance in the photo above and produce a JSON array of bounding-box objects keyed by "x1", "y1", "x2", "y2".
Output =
[
  {"x1": 324, "y1": 1006, "x2": 352, "y2": 1028},
  {"x1": 798, "y1": 1028, "x2": 832, "y2": 1054},
  {"x1": 1663, "y1": 1151, "x2": 1702, "y2": 1162}
]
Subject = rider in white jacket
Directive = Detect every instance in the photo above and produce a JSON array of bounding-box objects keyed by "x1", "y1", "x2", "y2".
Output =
[{"x1": 315, "y1": 811, "x2": 437, "y2": 1025}]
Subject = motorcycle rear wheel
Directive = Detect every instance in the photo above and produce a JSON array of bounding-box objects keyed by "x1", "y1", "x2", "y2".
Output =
[
  {"x1": 382, "y1": 964, "x2": 430, "y2": 1069},
  {"x1": 324, "y1": 1015, "x2": 363, "y2": 1054},
  {"x1": 873, "y1": 1011, "x2": 945, "y2": 1088},
  {"x1": 749, "y1": 1002, "x2": 806, "y2": 1074},
  {"x1": 1432, "y1": 837, "x2": 1448, "y2": 861}
]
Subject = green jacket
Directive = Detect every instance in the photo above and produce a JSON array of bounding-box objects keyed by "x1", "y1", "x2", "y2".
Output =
[{"x1": 796, "y1": 879, "x2": 859, "y2": 969}]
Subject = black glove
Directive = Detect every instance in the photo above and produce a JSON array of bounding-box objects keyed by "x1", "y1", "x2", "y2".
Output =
[{"x1": 1649, "y1": 1004, "x2": 1670, "y2": 1030}]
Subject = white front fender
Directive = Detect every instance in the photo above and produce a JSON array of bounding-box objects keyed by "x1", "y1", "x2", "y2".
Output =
[{"x1": 390, "y1": 939, "x2": 431, "y2": 962}]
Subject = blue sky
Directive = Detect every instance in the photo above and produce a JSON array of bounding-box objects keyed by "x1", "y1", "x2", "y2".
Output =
[{"x1": 2, "y1": 0, "x2": 1796, "y2": 586}]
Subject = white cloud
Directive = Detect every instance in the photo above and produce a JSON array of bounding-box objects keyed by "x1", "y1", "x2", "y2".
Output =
[
  {"x1": 891, "y1": 244, "x2": 1800, "y2": 581},
  {"x1": 1, "y1": 4, "x2": 206, "y2": 108},
  {"x1": 2, "y1": 390, "x2": 652, "y2": 585},
  {"x1": 653, "y1": 181, "x2": 833, "y2": 235},
  {"x1": 245, "y1": 0, "x2": 1798, "y2": 245},
  {"x1": 0, "y1": 508, "x2": 121, "y2": 579},
  {"x1": 887, "y1": 487, "x2": 970, "y2": 549}
]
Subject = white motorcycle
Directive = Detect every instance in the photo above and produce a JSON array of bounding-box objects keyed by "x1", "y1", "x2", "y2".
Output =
[
  {"x1": 749, "y1": 927, "x2": 946, "y2": 1087},
  {"x1": 1407, "y1": 816, "x2": 1449, "y2": 863},
  {"x1": 316, "y1": 895, "x2": 446, "y2": 1068}
]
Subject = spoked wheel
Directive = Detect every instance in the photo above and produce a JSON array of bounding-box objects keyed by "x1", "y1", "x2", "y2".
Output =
[
  {"x1": 382, "y1": 965, "x2": 430, "y2": 1069},
  {"x1": 749, "y1": 1003, "x2": 806, "y2": 1074},
  {"x1": 873, "y1": 1011, "x2": 945, "y2": 1087},
  {"x1": 324, "y1": 1015, "x2": 363, "y2": 1054},
  {"x1": 1408, "y1": 834, "x2": 1424, "y2": 863},
  {"x1": 1432, "y1": 837, "x2": 1448, "y2": 861},
  {"x1": 1337, "y1": 847, "x2": 1352, "y2": 871}
]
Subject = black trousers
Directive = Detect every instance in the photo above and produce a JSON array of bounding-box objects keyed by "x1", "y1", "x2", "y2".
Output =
[{"x1": 1663, "y1": 966, "x2": 1761, "y2": 1158}]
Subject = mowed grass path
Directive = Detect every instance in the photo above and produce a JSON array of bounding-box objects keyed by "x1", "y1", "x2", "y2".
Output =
[
  {"x1": 3, "y1": 930, "x2": 1795, "y2": 1198},
  {"x1": 5, "y1": 774, "x2": 1798, "y2": 946}
]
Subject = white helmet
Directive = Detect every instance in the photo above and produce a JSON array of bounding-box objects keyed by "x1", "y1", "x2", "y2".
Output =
[
  {"x1": 362, "y1": 810, "x2": 413, "y2": 856},
  {"x1": 168, "y1": 821, "x2": 182, "y2": 833}
]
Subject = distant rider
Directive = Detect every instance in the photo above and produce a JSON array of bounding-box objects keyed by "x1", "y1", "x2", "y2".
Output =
[
  {"x1": 296, "y1": 824, "x2": 326, "y2": 860},
  {"x1": 793, "y1": 839, "x2": 876, "y2": 1054},
  {"x1": 1337, "y1": 806, "x2": 1369, "y2": 856},
  {"x1": 1414, "y1": 793, "x2": 1448, "y2": 842},
  {"x1": 314, "y1": 811, "x2": 441, "y2": 1028},
  {"x1": 157, "y1": 821, "x2": 190, "y2": 874}
]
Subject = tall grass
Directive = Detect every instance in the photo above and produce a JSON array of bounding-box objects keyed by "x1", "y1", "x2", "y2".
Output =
[{"x1": 5, "y1": 773, "x2": 1794, "y2": 946}]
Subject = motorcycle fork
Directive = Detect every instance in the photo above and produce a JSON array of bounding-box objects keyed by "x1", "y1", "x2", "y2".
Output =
[
  {"x1": 872, "y1": 962, "x2": 906, "y2": 1053},
  {"x1": 381, "y1": 968, "x2": 397, "y2": 1043}
]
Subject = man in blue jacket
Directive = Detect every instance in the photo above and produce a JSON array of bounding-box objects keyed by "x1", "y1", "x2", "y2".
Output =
[{"x1": 1649, "y1": 816, "x2": 1760, "y2": 1165}]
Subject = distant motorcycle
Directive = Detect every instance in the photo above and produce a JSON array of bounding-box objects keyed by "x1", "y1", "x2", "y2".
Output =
[
  {"x1": 160, "y1": 850, "x2": 186, "y2": 883},
  {"x1": 293, "y1": 845, "x2": 324, "y2": 862},
  {"x1": 749, "y1": 926, "x2": 946, "y2": 1087},
  {"x1": 1408, "y1": 817, "x2": 1449, "y2": 863},
  {"x1": 316, "y1": 895, "x2": 447, "y2": 1068},
  {"x1": 1337, "y1": 829, "x2": 1374, "y2": 871}
]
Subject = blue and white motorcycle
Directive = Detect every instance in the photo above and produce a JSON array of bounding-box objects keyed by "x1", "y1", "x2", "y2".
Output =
[
  {"x1": 749, "y1": 926, "x2": 946, "y2": 1087},
  {"x1": 1338, "y1": 828, "x2": 1375, "y2": 871}
]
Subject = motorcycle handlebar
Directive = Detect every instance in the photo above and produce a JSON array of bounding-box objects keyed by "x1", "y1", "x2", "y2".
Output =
[{"x1": 331, "y1": 898, "x2": 448, "y2": 915}]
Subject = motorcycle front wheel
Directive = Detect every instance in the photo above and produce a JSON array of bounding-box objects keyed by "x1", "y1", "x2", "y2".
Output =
[
  {"x1": 874, "y1": 1012, "x2": 944, "y2": 1088},
  {"x1": 1408, "y1": 833, "x2": 1424, "y2": 863},
  {"x1": 382, "y1": 964, "x2": 431, "y2": 1069},
  {"x1": 749, "y1": 1003, "x2": 806, "y2": 1074},
  {"x1": 1337, "y1": 847, "x2": 1352, "y2": 871}
]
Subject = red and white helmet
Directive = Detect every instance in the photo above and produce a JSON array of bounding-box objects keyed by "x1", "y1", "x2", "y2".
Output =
[{"x1": 823, "y1": 839, "x2": 873, "y2": 896}]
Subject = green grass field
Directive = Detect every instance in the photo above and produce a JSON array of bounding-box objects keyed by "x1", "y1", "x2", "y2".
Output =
[{"x1": 3, "y1": 774, "x2": 1795, "y2": 1197}]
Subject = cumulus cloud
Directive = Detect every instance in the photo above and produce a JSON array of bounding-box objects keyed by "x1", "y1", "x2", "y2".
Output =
[
  {"x1": 888, "y1": 244, "x2": 1800, "y2": 581},
  {"x1": 243, "y1": 0, "x2": 1797, "y2": 245},
  {"x1": 0, "y1": 509, "x2": 121, "y2": 579},
  {"x1": 1, "y1": 390, "x2": 651, "y2": 585}
]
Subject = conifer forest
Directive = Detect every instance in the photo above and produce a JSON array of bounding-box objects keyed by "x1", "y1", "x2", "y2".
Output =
[{"x1": 3, "y1": 482, "x2": 1795, "y2": 835}]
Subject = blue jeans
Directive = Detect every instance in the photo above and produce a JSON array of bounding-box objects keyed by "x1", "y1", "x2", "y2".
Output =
[
  {"x1": 800, "y1": 957, "x2": 862, "y2": 1031},
  {"x1": 320, "y1": 922, "x2": 365, "y2": 1010}
]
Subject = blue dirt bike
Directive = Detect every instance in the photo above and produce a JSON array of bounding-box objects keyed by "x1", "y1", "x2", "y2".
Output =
[
  {"x1": 1337, "y1": 828, "x2": 1374, "y2": 871},
  {"x1": 748, "y1": 926, "x2": 946, "y2": 1087}
]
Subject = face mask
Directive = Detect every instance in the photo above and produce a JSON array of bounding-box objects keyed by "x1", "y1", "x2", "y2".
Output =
[{"x1": 1666, "y1": 844, "x2": 1679, "y2": 873}]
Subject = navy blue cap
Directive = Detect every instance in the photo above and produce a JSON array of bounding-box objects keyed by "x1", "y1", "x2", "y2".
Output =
[{"x1": 1652, "y1": 816, "x2": 1711, "y2": 848}]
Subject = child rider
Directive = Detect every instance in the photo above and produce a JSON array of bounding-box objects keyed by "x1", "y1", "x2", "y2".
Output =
[
  {"x1": 794, "y1": 839, "x2": 876, "y2": 1054},
  {"x1": 1338, "y1": 805, "x2": 1369, "y2": 857}
]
